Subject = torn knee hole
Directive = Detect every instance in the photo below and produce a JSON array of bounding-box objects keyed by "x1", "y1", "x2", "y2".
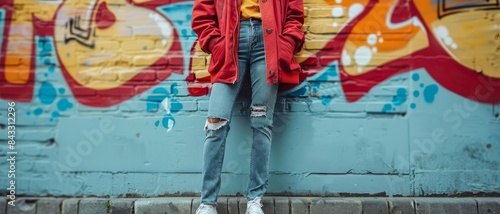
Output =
[
  {"x1": 205, "y1": 118, "x2": 228, "y2": 130},
  {"x1": 251, "y1": 105, "x2": 267, "y2": 117}
]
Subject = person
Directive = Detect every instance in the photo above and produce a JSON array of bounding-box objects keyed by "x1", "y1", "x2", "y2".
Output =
[{"x1": 191, "y1": 0, "x2": 304, "y2": 213}]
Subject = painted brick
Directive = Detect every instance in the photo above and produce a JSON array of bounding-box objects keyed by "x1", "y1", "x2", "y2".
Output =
[
  {"x1": 414, "y1": 198, "x2": 477, "y2": 214},
  {"x1": 78, "y1": 198, "x2": 109, "y2": 214},
  {"x1": 35, "y1": 198, "x2": 62, "y2": 214},
  {"x1": 387, "y1": 198, "x2": 415, "y2": 214},
  {"x1": 289, "y1": 101, "x2": 309, "y2": 112},
  {"x1": 134, "y1": 198, "x2": 192, "y2": 214},
  {"x1": 476, "y1": 198, "x2": 500, "y2": 214},
  {"x1": 361, "y1": 198, "x2": 389, "y2": 214},
  {"x1": 309, "y1": 100, "x2": 328, "y2": 112},
  {"x1": 311, "y1": 198, "x2": 362, "y2": 214},
  {"x1": 198, "y1": 100, "x2": 209, "y2": 111},
  {"x1": 329, "y1": 102, "x2": 365, "y2": 112},
  {"x1": 109, "y1": 199, "x2": 135, "y2": 214},
  {"x1": 291, "y1": 198, "x2": 309, "y2": 214},
  {"x1": 6, "y1": 198, "x2": 37, "y2": 214}
]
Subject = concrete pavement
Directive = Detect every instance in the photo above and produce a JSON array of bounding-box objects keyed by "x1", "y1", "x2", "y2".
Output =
[{"x1": 2, "y1": 197, "x2": 499, "y2": 214}]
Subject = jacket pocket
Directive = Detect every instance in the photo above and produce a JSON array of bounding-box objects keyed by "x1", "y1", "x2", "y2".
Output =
[
  {"x1": 208, "y1": 36, "x2": 226, "y2": 75},
  {"x1": 278, "y1": 34, "x2": 301, "y2": 72}
]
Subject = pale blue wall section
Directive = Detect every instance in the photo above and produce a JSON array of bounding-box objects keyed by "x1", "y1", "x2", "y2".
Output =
[
  {"x1": 0, "y1": 3, "x2": 499, "y2": 198},
  {"x1": 407, "y1": 69, "x2": 500, "y2": 195}
]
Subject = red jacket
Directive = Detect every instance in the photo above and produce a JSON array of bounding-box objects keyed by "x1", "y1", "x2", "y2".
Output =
[{"x1": 191, "y1": 0, "x2": 305, "y2": 84}]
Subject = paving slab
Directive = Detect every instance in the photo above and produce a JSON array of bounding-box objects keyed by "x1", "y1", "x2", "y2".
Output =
[
  {"x1": 291, "y1": 198, "x2": 309, "y2": 214},
  {"x1": 6, "y1": 198, "x2": 37, "y2": 214},
  {"x1": 414, "y1": 198, "x2": 476, "y2": 214},
  {"x1": 361, "y1": 198, "x2": 389, "y2": 214},
  {"x1": 476, "y1": 198, "x2": 500, "y2": 214},
  {"x1": 1, "y1": 198, "x2": 6, "y2": 214},
  {"x1": 79, "y1": 198, "x2": 109, "y2": 214},
  {"x1": 311, "y1": 198, "x2": 362, "y2": 214},
  {"x1": 62, "y1": 199, "x2": 79, "y2": 214},
  {"x1": 109, "y1": 198, "x2": 135, "y2": 214},
  {"x1": 36, "y1": 198, "x2": 62, "y2": 214},
  {"x1": 228, "y1": 198, "x2": 239, "y2": 214},
  {"x1": 387, "y1": 198, "x2": 415, "y2": 214},
  {"x1": 275, "y1": 197, "x2": 290, "y2": 214},
  {"x1": 135, "y1": 198, "x2": 192, "y2": 214}
]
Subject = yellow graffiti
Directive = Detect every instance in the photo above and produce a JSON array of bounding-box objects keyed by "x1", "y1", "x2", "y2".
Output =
[
  {"x1": 302, "y1": 0, "x2": 499, "y2": 78},
  {"x1": 54, "y1": 0, "x2": 173, "y2": 89},
  {"x1": 4, "y1": 0, "x2": 58, "y2": 84},
  {"x1": 4, "y1": 0, "x2": 174, "y2": 89}
]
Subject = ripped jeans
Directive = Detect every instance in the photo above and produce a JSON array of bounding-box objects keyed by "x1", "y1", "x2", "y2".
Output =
[{"x1": 201, "y1": 18, "x2": 278, "y2": 205}]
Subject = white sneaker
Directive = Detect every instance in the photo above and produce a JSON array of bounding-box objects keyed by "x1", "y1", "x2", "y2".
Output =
[
  {"x1": 196, "y1": 204, "x2": 218, "y2": 214},
  {"x1": 246, "y1": 197, "x2": 264, "y2": 214}
]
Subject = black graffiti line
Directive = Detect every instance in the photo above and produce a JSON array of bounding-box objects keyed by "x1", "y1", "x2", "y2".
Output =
[
  {"x1": 64, "y1": 34, "x2": 95, "y2": 49},
  {"x1": 68, "y1": 18, "x2": 93, "y2": 41}
]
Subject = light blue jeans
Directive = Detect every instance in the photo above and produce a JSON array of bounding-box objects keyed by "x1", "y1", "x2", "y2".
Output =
[{"x1": 201, "y1": 18, "x2": 278, "y2": 205}]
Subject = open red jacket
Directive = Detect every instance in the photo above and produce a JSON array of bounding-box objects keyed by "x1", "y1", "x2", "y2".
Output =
[{"x1": 191, "y1": 0, "x2": 305, "y2": 84}]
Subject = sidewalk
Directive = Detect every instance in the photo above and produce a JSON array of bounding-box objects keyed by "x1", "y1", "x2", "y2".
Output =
[{"x1": 2, "y1": 197, "x2": 499, "y2": 214}]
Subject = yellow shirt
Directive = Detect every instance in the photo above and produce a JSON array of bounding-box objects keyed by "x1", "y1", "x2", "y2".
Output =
[{"x1": 241, "y1": 0, "x2": 261, "y2": 19}]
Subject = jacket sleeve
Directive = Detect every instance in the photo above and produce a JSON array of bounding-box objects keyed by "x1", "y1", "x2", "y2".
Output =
[
  {"x1": 282, "y1": 0, "x2": 305, "y2": 54},
  {"x1": 191, "y1": 0, "x2": 221, "y2": 54}
]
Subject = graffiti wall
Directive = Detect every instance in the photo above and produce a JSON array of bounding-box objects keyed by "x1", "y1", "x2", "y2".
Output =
[{"x1": 0, "y1": 0, "x2": 499, "y2": 197}]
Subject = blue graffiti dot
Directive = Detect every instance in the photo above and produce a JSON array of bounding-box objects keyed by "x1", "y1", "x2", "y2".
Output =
[
  {"x1": 420, "y1": 83, "x2": 424, "y2": 88},
  {"x1": 170, "y1": 83, "x2": 179, "y2": 95},
  {"x1": 44, "y1": 58, "x2": 51, "y2": 65},
  {"x1": 413, "y1": 90, "x2": 420, "y2": 98},
  {"x1": 57, "y1": 98, "x2": 73, "y2": 111},
  {"x1": 181, "y1": 29, "x2": 188, "y2": 36},
  {"x1": 191, "y1": 30, "x2": 197, "y2": 37},
  {"x1": 185, "y1": 14, "x2": 191, "y2": 21},
  {"x1": 44, "y1": 42, "x2": 52, "y2": 52},
  {"x1": 38, "y1": 82, "x2": 57, "y2": 104},
  {"x1": 154, "y1": 120, "x2": 160, "y2": 127},
  {"x1": 48, "y1": 66, "x2": 55, "y2": 73},
  {"x1": 147, "y1": 88, "x2": 170, "y2": 112},
  {"x1": 26, "y1": 111, "x2": 31, "y2": 116},
  {"x1": 59, "y1": 88, "x2": 65, "y2": 94},
  {"x1": 34, "y1": 108, "x2": 43, "y2": 116},
  {"x1": 170, "y1": 99, "x2": 183, "y2": 113},
  {"x1": 382, "y1": 104, "x2": 392, "y2": 112},
  {"x1": 162, "y1": 114, "x2": 175, "y2": 129},
  {"x1": 44, "y1": 73, "x2": 48, "y2": 77},
  {"x1": 423, "y1": 84, "x2": 439, "y2": 103},
  {"x1": 392, "y1": 88, "x2": 407, "y2": 106},
  {"x1": 50, "y1": 118, "x2": 53, "y2": 122},
  {"x1": 52, "y1": 111, "x2": 60, "y2": 118},
  {"x1": 321, "y1": 97, "x2": 332, "y2": 106},
  {"x1": 410, "y1": 103, "x2": 416, "y2": 109},
  {"x1": 412, "y1": 73, "x2": 420, "y2": 81}
]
